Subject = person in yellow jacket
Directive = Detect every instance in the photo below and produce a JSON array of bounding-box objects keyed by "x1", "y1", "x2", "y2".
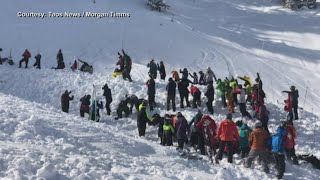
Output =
[
  {"x1": 137, "y1": 101, "x2": 151, "y2": 137},
  {"x1": 162, "y1": 114, "x2": 175, "y2": 146}
]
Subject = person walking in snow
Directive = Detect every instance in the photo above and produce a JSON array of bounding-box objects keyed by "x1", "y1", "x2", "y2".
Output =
[
  {"x1": 199, "y1": 71, "x2": 205, "y2": 85},
  {"x1": 204, "y1": 84, "x2": 214, "y2": 114},
  {"x1": 236, "y1": 84, "x2": 252, "y2": 119},
  {"x1": 80, "y1": 95, "x2": 91, "y2": 117},
  {"x1": 175, "y1": 112, "x2": 189, "y2": 150},
  {"x1": 178, "y1": 78, "x2": 191, "y2": 108},
  {"x1": 137, "y1": 100, "x2": 150, "y2": 137},
  {"x1": 61, "y1": 90, "x2": 74, "y2": 113},
  {"x1": 147, "y1": 59, "x2": 158, "y2": 79},
  {"x1": 162, "y1": 114, "x2": 175, "y2": 146},
  {"x1": 245, "y1": 121, "x2": 270, "y2": 173},
  {"x1": 157, "y1": 61, "x2": 166, "y2": 80},
  {"x1": 102, "y1": 83, "x2": 112, "y2": 115},
  {"x1": 215, "y1": 113, "x2": 239, "y2": 163},
  {"x1": 272, "y1": 122, "x2": 287, "y2": 179},
  {"x1": 33, "y1": 53, "x2": 41, "y2": 69},
  {"x1": 19, "y1": 49, "x2": 31, "y2": 68},
  {"x1": 56, "y1": 49, "x2": 65, "y2": 69},
  {"x1": 205, "y1": 67, "x2": 217, "y2": 85},
  {"x1": 190, "y1": 85, "x2": 201, "y2": 108},
  {"x1": 146, "y1": 77, "x2": 156, "y2": 111},
  {"x1": 189, "y1": 72, "x2": 199, "y2": 84},
  {"x1": 166, "y1": 78, "x2": 176, "y2": 111}
]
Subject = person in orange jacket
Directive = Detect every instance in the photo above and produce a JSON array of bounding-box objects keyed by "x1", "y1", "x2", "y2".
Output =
[
  {"x1": 215, "y1": 113, "x2": 240, "y2": 163},
  {"x1": 19, "y1": 49, "x2": 31, "y2": 68}
]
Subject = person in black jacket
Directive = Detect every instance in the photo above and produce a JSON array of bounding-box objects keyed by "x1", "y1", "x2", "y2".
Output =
[
  {"x1": 56, "y1": 49, "x2": 65, "y2": 69},
  {"x1": 180, "y1": 68, "x2": 189, "y2": 80},
  {"x1": 157, "y1": 61, "x2": 166, "y2": 80},
  {"x1": 116, "y1": 99, "x2": 130, "y2": 119},
  {"x1": 102, "y1": 84, "x2": 112, "y2": 115},
  {"x1": 189, "y1": 72, "x2": 198, "y2": 84},
  {"x1": 61, "y1": 90, "x2": 74, "y2": 113},
  {"x1": 178, "y1": 78, "x2": 191, "y2": 108},
  {"x1": 137, "y1": 100, "x2": 150, "y2": 136},
  {"x1": 33, "y1": 53, "x2": 41, "y2": 69},
  {"x1": 199, "y1": 71, "x2": 205, "y2": 85},
  {"x1": 80, "y1": 95, "x2": 91, "y2": 117},
  {"x1": 125, "y1": 94, "x2": 139, "y2": 114},
  {"x1": 205, "y1": 84, "x2": 214, "y2": 114},
  {"x1": 146, "y1": 77, "x2": 156, "y2": 111},
  {"x1": 166, "y1": 78, "x2": 176, "y2": 111}
]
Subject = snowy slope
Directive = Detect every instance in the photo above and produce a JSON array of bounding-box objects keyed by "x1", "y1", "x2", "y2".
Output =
[{"x1": 1, "y1": 0, "x2": 320, "y2": 179}]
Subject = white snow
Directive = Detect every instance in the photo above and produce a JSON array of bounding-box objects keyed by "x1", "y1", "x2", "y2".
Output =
[{"x1": 0, "y1": 0, "x2": 320, "y2": 179}]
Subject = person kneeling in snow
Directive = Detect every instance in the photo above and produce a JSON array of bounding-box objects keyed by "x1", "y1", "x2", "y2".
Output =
[{"x1": 116, "y1": 99, "x2": 130, "y2": 119}]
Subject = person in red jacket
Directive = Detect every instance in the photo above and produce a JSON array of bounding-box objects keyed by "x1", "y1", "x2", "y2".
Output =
[
  {"x1": 282, "y1": 90, "x2": 293, "y2": 121},
  {"x1": 285, "y1": 120, "x2": 298, "y2": 165},
  {"x1": 196, "y1": 115, "x2": 217, "y2": 156},
  {"x1": 190, "y1": 85, "x2": 201, "y2": 108},
  {"x1": 19, "y1": 49, "x2": 31, "y2": 68},
  {"x1": 215, "y1": 113, "x2": 240, "y2": 163}
]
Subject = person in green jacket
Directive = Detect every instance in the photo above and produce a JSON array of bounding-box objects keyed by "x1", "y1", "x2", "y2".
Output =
[
  {"x1": 162, "y1": 114, "x2": 175, "y2": 146},
  {"x1": 216, "y1": 79, "x2": 227, "y2": 107}
]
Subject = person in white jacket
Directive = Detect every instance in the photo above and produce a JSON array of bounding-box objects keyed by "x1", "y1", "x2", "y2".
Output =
[{"x1": 237, "y1": 84, "x2": 252, "y2": 119}]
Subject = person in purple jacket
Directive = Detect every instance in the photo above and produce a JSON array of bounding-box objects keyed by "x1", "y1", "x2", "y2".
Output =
[{"x1": 175, "y1": 112, "x2": 189, "y2": 151}]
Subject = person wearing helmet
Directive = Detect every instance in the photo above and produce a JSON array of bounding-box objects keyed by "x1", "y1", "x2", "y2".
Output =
[
  {"x1": 245, "y1": 120, "x2": 270, "y2": 173},
  {"x1": 215, "y1": 113, "x2": 239, "y2": 163}
]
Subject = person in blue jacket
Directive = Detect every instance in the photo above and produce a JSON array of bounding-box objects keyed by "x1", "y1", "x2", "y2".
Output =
[{"x1": 272, "y1": 122, "x2": 287, "y2": 179}]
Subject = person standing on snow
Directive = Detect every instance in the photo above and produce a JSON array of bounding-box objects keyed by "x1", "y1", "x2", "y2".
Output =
[
  {"x1": 199, "y1": 71, "x2": 205, "y2": 85},
  {"x1": 216, "y1": 79, "x2": 227, "y2": 107},
  {"x1": 61, "y1": 90, "x2": 74, "y2": 113},
  {"x1": 188, "y1": 110, "x2": 204, "y2": 154},
  {"x1": 205, "y1": 67, "x2": 217, "y2": 85},
  {"x1": 121, "y1": 49, "x2": 133, "y2": 82},
  {"x1": 225, "y1": 85, "x2": 235, "y2": 113},
  {"x1": 157, "y1": 61, "x2": 166, "y2": 80},
  {"x1": 162, "y1": 114, "x2": 175, "y2": 146},
  {"x1": 147, "y1": 59, "x2": 158, "y2": 79},
  {"x1": 178, "y1": 78, "x2": 191, "y2": 108},
  {"x1": 283, "y1": 86, "x2": 299, "y2": 120},
  {"x1": 80, "y1": 95, "x2": 91, "y2": 117},
  {"x1": 33, "y1": 53, "x2": 41, "y2": 69},
  {"x1": 190, "y1": 85, "x2": 201, "y2": 108},
  {"x1": 137, "y1": 100, "x2": 150, "y2": 137},
  {"x1": 204, "y1": 84, "x2": 214, "y2": 114},
  {"x1": 285, "y1": 120, "x2": 298, "y2": 165},
  {"x1": 245, "y1": 121, "x2": 270, "y2": 173},
  {"x1": 166, "y1": 78, "x2": 176, "y2": 111},
  {"x1": 102, "y1": 83, "x2": 112, "y2": 115},
  {"x1": 189, "y1": 72, "x2": 199, "y2": 84},
  {"x1": 272, "y1": 122, "x2": 287, "y2": 179},
  {"x1": 180, "y1": 68, "x2": 189, "y2": 80},
  {"x1": 215, "y1": 113, "x2": 239, "y2": 163},
  {"x1": 238, "y1": 120, "x2": 252, "y2": 158},
  {"x1": 175, "y1": 112, "x2": 189, "y2": 151},
  {"x1": 56, "y1": 49, "x2": 65, "y2": 69},
  {"x1": 146, "y1": 77, "x2": 156, "y2": 111},
  {"x1": 236, "y1": 84, "x2": 252, "y2": 119},
  {"x1": 19, "y1": 49, "x2": 31, "y2": 68}
]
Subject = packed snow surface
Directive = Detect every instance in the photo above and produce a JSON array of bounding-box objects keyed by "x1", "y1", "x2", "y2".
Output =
[{"x1": 0, "y1": 0, "x2": 320, "y2": 179}]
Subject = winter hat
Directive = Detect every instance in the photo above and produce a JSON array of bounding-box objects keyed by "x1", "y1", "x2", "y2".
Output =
[
  {"x1": 255, "y1": 120, "x2": 262, "y2": 128},
  {"x1": 290, "y1": 86, "x2": 296, "y2": 90},
  {"x1": 177, "y1": 112, "x2": 182, "y2": 117},
  {"x1": 226, "y1": 113, "x2": 232, "y2": 120}
]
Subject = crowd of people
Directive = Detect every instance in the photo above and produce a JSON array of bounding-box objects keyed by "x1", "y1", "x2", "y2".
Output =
[{"x1": 1, "y1": 48, "x2": 302, "y2": 179}]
